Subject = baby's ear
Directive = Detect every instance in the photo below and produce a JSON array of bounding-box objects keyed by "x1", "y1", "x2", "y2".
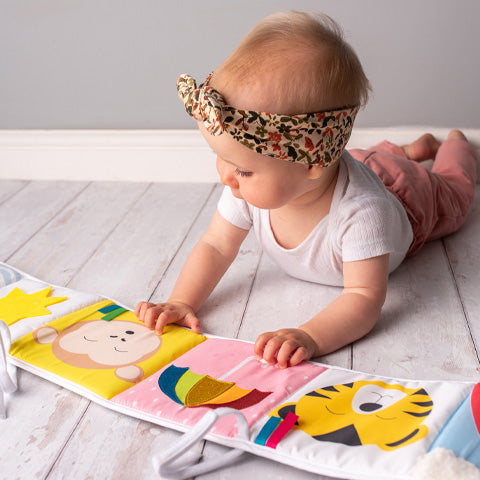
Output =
[{"x1": 306, "y1": 164, "x2": 326, "y2": 179}]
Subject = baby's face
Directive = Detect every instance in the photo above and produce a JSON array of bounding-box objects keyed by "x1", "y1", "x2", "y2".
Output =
[{"x1": 198, "y1": 121, "x2": 320, "y2": 210}]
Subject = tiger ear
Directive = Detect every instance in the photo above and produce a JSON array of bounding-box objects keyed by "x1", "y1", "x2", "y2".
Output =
[
  {"x1": 277, "y1": 404, "x2": 297, "y2": 420},
  {"x1": 384, "y1": 424, "x2": 429, "y2": 451},
  {"x1": 270, "y1": 402, "x2": 297, "y2": 420}
]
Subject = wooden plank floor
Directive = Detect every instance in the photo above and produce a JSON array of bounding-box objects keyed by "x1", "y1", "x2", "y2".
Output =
[{"x1": 1, "y1": 179, "x2": 480, "y2": 480}]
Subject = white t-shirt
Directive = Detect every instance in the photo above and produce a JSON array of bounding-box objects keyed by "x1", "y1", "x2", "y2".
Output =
[{"x1": 217, "y1": 151, "x2": 413, "y2": 287}]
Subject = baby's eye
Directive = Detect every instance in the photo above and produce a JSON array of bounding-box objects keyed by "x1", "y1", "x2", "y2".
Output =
[{"x1": 234, "y1": 168, "x2": 253, "y2": 177}]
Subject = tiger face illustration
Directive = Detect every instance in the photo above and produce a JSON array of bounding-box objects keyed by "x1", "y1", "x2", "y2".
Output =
[{"x1": 272, "y1": 380, "x2": 433, "y2": 451}]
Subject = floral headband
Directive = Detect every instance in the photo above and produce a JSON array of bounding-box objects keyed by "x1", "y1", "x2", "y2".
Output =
[{"x1": 177, "y1": 73, "x2": 359, "y2": 166}]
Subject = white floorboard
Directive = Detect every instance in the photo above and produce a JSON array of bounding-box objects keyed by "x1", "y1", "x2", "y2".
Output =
[{"x1": 1, "y1": 180, "x2": 479, "y2": 480}]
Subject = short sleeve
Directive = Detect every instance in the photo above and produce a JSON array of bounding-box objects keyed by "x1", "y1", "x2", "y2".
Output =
[
  {"x1": 339, "y1": 197, "x2": 410, "y2": 263},
  {"x1": 217, "y1": 186, "x2": 252, "y2": 231}
]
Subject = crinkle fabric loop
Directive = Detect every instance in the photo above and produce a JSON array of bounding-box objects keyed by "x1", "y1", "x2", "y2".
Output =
[
  {"x1": 152, "y1": 407, "x2": 248, "y2": 479},
  {"x1": 177, "y1": 73, "x2": 359, "y2": 166}
]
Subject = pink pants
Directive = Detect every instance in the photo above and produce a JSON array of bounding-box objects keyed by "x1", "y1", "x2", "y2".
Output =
[{"x1": 349, "y1": 139, "x2": 477, "y2": 256}]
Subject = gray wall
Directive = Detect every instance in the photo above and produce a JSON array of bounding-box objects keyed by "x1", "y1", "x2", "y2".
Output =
[{"x1": 1, "y1": 0, "x2": 479, "y2": 129}]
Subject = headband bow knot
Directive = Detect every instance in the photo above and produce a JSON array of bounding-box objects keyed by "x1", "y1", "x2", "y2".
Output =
[
  {"x1": 176, "y1": 74, "x2": 226, "y2": 135},
  {"x1": 177, "y1": 73, "x2": 359, "y2": 166}
]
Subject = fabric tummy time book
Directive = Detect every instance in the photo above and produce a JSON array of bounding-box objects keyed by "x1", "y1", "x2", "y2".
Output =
[{"x1": 1, "y1": 261, "x2": 480, "y2": 480}]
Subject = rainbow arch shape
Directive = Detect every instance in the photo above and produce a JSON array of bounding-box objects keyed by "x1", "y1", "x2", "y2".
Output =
[{"x1": 158, "y1": 364, "x2": 271, "y2": 410}]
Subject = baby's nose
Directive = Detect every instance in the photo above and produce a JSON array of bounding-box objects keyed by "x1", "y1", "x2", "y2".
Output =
[
  {"x1": 217, "y1": 160, "x2": 239, "y2": 189},
  {"x1": 221, "y1": 171, "x2": 239, "y2": 189}
]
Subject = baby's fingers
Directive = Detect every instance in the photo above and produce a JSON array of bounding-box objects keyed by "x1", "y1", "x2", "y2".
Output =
[
  {"x1": 155, "y1": 310, "x2": 200, "y2": 335},
  {"x1": 260, "y1": 335, "x2": 286, "y2": 366},
  {"x1": 135, "y1": 302, "x2": 157, "y2": 327},
  {"x1": 254, "y1": 332, "x2": 275, "y2": 359},
  {"x1": 134, "y1": 301, "x2": 149, "y2": 319},
  {"x1": 255, "y1": 329, "x2": 313, "y2": 368},
  {"x1": 182, "y1": 312, "x2": 201, "y2": 334},
  {"x1": 154, "y1": 310, "x2": 177, "y2": 336},
  {"x1": 279, "y1": 343, "x2": 308, "y2": 368}
]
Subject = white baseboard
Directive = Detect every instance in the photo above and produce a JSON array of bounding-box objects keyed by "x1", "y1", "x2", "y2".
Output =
[{"x1": 1, "y1": 128, "x2": 479, "y2": 183}]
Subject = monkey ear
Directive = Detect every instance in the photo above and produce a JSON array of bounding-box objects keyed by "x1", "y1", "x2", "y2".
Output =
[
  {"x1": 115, "y1": 365, "x2": 144, "y2": 383},
  {"x1": 33, "y1": 326, "x2": 59, "y2": 345}
]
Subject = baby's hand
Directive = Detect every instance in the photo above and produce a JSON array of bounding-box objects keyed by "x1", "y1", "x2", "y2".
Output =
[
  {"x1": 135, "y1": 301, "x2": 201, "y2": 336},
  {"x1": 254, "y1": 328, "x2": 318, "y2": 369}
]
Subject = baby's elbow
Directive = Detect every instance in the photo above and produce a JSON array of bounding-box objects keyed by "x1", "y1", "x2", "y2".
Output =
[
  {"x1": 367, "y1": 290, "x2": 386, "y2": 324},
  {"x1": 366, "y1": 306, "x2": 382, "y2": 332},
  {"x1": 343, "y1": 288, "x2": 386, "y2": 334},
  {"x1": 365, "y1": 292, "x2": 387, "y2": 334},
  {"x1": 353, "y1": 307, "x2": 381, "y2": 343},
  {"x1": 344, "y1": 285, "x2": 387, "y2": 310}
]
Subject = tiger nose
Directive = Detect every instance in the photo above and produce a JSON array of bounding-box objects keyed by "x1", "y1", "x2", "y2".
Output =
[{"x1": 359, "y1": 402, "x2": 382, "y2": 412}]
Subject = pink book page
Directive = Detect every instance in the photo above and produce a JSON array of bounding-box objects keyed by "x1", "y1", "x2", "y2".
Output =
[{"x1": 112, "y1": 337, "x2": 327, "y2": 437}]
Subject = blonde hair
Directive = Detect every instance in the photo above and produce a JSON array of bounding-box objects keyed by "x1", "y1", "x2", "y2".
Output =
[{"x1": 213, "y1": 11, "x2": 371, "y2": 115}]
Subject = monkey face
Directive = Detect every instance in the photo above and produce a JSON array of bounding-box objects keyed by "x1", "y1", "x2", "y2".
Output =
[{"x1": 56, "y1": 319, "x2": 162, "y2": 367}]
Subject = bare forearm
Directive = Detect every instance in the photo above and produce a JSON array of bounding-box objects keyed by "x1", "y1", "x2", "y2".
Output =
[
  {"x1": 168, "y1": 238, "x2": 237, "y2": 312},
  {"x1": 300, "y1": 290, "x2": 384, "y2": 357},
  {"x1": 136, "y1": 238, "x2": 235, "y2": 336},
  {"x1": 255, "y1": 255, "x2": 389, "y2": 368},
  {"x1": 136, "y1": 211, "x2": 247, "y2": 335}
]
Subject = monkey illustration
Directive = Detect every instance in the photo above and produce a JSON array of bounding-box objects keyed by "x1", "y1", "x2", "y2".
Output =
[{"x1": 33, "y1": 319, "x2": 162, "y2": 383}]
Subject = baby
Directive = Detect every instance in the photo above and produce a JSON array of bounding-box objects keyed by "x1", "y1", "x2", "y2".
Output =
[{"x1": 136, "y1": 11, "x2": 477, "y2": 368}]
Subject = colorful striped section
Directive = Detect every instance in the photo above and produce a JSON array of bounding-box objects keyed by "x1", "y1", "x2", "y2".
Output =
[
  {"x1": 98, "y1": 304, "x2": 128, "y2": 321},
  {"x1": 157, "y1": 364, "x2": 272, "y2": 410},
  {"x1": 266, "y1": 411, "x2": 299, "y2": 448},
  {"x1": 254, "y1": 411, "x2": 299, "y2": 449},
  {"x1": 255, "y1": 416, "x2": 282, "y2": 446}
]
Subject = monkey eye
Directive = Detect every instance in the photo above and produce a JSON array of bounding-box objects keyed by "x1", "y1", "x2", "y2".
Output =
[
  {"x1": 125, "y1": 331, "x2": 134, "y2": 335},
  {"x1": 110, "y1": 335, "x2": 118, "y2": 338}
]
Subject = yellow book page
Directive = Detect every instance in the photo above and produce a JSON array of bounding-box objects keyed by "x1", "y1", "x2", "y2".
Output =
[{"x1": 9, "y1": 300, "x2": 206, "y2": 399}]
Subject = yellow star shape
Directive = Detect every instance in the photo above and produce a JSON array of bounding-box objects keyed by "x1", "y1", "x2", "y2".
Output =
[{"x1": 0, "y1": 286, "x2": 67, "y2": 326}]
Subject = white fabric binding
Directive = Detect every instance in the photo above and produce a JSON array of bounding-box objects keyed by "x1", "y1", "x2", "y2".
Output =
[{"x1": 0, "y1": 320, "x2": 18, "y2": 418}]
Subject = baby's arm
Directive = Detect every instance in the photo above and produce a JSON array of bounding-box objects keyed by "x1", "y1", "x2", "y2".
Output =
[
  {"x1": 136, "y1": 210, "x2": 249, "y2": 335},
  {"x1": 254, "y1": 254, "x2": 389, "y2": 368}
]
